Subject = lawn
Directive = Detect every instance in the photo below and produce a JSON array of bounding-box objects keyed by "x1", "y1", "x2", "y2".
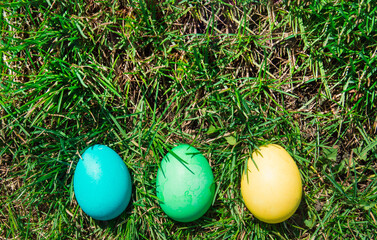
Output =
[{"x1": 1, "y1": 0, "x2": 377, "y2": 239}]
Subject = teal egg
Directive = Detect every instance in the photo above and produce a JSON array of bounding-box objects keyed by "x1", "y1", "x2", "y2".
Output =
[
  {"x1": 156, "y1": 144, "x2": 215, "y2": 222},
  {"x1": 73, "y1": 144, "x2": 132, "y2": 220}
]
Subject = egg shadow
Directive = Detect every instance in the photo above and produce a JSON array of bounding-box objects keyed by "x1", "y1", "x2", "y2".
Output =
[
  {"x1": 290, "y1": 191, "x2": 310, "y2": 228},
  {"x1": 165, "y1": 214, "x2": 215, "y2": 235},
  {"x1": 257, "y1": 191, "x2": 310, "y2": 237},
  {"x1": 93, "y1": 202, "x2": 135, "y2": 230}
]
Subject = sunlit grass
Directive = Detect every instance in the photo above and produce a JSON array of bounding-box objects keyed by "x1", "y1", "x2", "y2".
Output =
[{"x1": 1, "y1": 0, "x2": 376, "y2": 239}]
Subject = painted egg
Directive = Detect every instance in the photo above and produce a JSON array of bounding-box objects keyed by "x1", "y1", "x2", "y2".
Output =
[
  {"x1": 241, "y1": 144, "x2": 302, "y2": 224},
  {"x1": 73, "y1": 144, "x2": 132, "y2": 220},
  {"x1": 156, "y1": 144, "x2": 215, "y2": 222}
]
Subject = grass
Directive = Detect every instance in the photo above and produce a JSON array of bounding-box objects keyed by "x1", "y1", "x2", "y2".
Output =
[{"x1": 1, "y1": 0, "x2": 377, "y2": 239}]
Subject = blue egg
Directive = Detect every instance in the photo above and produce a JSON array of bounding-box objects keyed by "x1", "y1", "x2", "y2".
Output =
[{"x1": 73, "y1": 144, "x2": 132, "y2": 220}]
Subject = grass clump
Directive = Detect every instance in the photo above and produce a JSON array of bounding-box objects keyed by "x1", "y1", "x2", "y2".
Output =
[{"x1": 1, "y1": 0, "x2": 377, "y2": 239}]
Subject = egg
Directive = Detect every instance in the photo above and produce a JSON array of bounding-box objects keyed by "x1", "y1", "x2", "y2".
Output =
[
  {"x1": 241, "y1": 144, "x2": 302, "y2": 224},
  {"x1": 156, "y1": 144, "x2": 215, "y2": 222},
  {"x1": 73, "y1": 144, "x2": 132, "y2": 221}
]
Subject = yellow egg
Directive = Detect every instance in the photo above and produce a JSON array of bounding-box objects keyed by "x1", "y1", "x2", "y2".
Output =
[{"x1": 241, "y1": 144, "x2": 302, "y2": 224}]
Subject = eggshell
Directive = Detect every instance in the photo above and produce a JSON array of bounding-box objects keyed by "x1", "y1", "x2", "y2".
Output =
[
  {"x1": 241, "y1": 144, "x2": 302, "y2": 224},
  {"x1": 73, "y1": 144, "x2": 132, "y2": 220},
  {"x1": 156, "y1": 144, "x2": 215, "y2": 222}
]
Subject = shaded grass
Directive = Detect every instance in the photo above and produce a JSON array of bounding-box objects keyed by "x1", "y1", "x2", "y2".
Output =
[{"x1": 1, "y1": 0, "x2": 377, "y2": 239}]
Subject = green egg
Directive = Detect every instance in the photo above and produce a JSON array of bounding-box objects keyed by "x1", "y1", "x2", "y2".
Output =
[{"x1": 156, "y1": 144, "x2": 215, "y2": 222}]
